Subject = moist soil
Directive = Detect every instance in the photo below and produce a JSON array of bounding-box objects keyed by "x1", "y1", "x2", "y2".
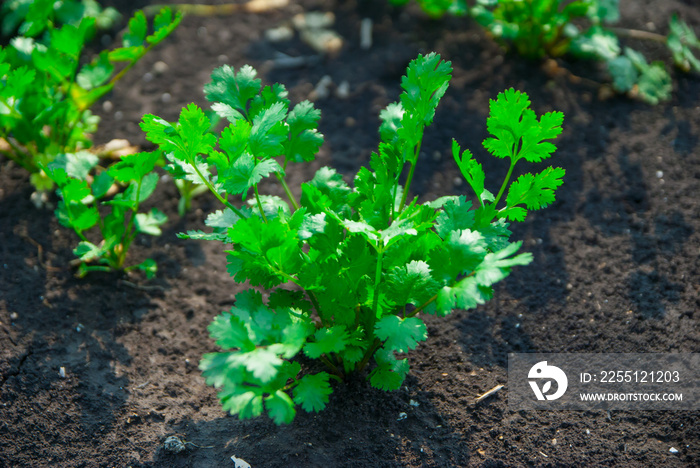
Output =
[{"x1": 1, "y1": 1, "x2": 699, "y2": 466}]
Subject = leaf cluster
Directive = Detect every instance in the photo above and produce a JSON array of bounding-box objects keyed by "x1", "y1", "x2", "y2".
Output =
[
  {"x1": 143, "y1": 53, "x2": 565, "y2": 424},
  {"x1": 391, "y1": 0, "x2": 700, "y2": 104},
  {"x1": 0, "y1": 4, "x2": 181, "y2": 190},
  {"x1": 1, "y1": 0, "x2": 121, "y2": 39},
  {"x1": 45, "y1": 150, "x2": 166, "y2": 277}
]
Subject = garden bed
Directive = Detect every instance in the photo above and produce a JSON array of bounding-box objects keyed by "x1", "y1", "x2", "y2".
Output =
[{"x1": 1, "y1": 0, "x2": 698, "y2": 466}]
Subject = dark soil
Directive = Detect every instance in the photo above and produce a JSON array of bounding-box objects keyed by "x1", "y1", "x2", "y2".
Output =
[{"x1": 1, "y1": 0, "x2": 699, "y2": 466}]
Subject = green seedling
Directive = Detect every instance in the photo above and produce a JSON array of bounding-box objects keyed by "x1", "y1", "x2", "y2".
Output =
[
  {"x1": 390, "y1": 0, "x2": 700, "y2": 104},
  {"x1": 45, "y1": 150, "x2": 166, "y2": 277},
  {"x1": 142, "y1": 53, "x2": 565, "y2": 424},
  {"x1": 0, "y1": 5, "x2": 181, "y2": 191}
]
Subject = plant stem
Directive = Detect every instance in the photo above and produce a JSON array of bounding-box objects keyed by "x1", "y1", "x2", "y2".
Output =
[
  {"x1": 406, "y1": 293, "x2": 438, "y2": 318},
  {"x1": 190, "y1": 161, "x2": 247, "y2": 219},
  {"x1": 493, "y1": 159, "x2": 516, "y2": 208},
  {"x1": 356, "y1": 338, "x2": 382, "y2": 374},
  {"x1": 253, "y1": 184, "x2": 268, "y2": 222},
  {"x1": 320, "y1": 355, "x2": 344, "y2": 378},
  {"x1": 609, "y1": 27, "x2": 667, "y2": 44},
  {"x1": 398, "y1": 140, "x2": 421, "y2": 214},
  {"x1": 276, "y1": 173, "x2": 300, "y2": 211},
  {"x1": 0, "y1": 147, "x2": 36, "y2": 173},
  {"x1": 306, "y1": 290, "x2": 327, "y2": 327},
  {"x1": 371, "y1": 248, "x2": 384, "y2": 320}
]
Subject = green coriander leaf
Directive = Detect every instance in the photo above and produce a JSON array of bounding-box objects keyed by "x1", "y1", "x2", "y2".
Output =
[
  {"x1": 608, "y1": 55, "x2": 637, "y2": 92},
  {"x1": 293, "y1": 372, "x2": 332, "y2": 413},
  {"x1": 586, "y1": 0, "x2": 620, "y2": 23},
  {"x1": 136, "y1": 258, "x2": 158, "y2": 279},
  {"x1": 375, "y1": 315, "x2": 427, "y2": 353},
  {"x1": 219, "y1": 119, "x2": 253, "y2": 167},
  {"x1": 379, "y1": 102, "x2": 404, "y2": 143},
  {"x1": 569, "y1": 25, "x2": 620, "y2": 61},
  {"x1": 48, "y1": 151, "x2": 99, "y2": 180},
  {"x1": 135, "y1": 208, "x2": 167, "y2": 235},
  {"x1": 400, "y1": 52, "x2": 452, "y2": 126},
  {"x1": 434, "y1": 195, "x2": 475, "y2": 239},
  {"x1": 298, "y1": 212, "x2": 327, "y2": 240},
  {"x1": 76, "y1": 51, "x2": 114, "y2": 90},
  {"x1": 369, "y1": 347, "x2": 410, "y2": 391},
  {"x1": 284, "y1": 100, "x2": 323, "y2": 163},
  {"x1": 386, "y1": 260, "x2": 440, "y2": 307},
  {"x1": 208, "y1": 311, "x2": 255, "y2": 351},
  {"x1": 123, "y1": 10, "x2": 147, "y2": 48},
  {"x1": 502, "y1": 166, "x2": 565, "y2": 221},
  {"x1": 245, "y1": 348, "x2": 284, "y2": 382},
  {"x1": 474, "y1": 241, "x2": 532, "y2": 287},
  {"x1": 452, "y1": 140, "x2": 490, "y2": 204},
  {"x1": 74, "y1": 241, "x2": 105, "y2": 261},
  {"x1": 304, "y1": 326, "x2": 348, "y2": 358},
  {"x1": 484, "y1": 89, "x2": 564, "y2": 164},
  {"x1": 265, "y1": 390, "x2": 296, "y2": 425},
  {"x1": 109, "y1": 151, "x2": 160, "y2": 183},
  {"x1": 205, "y1": 64, "x2": 262, "y2": 122},
  {"x1": 91, "y1": 171, "x2": 114, "y2": 199},
  {"x1": 147, "y1": 7, "x2": 183, "y2": 45},
  {"x1": 246, "y1": 195, "x2": 290, "y2": 221},
  {"x1": 179, "y1": 103, "x2": 217, "y2": 161},
  {"x1": 667, "y1": 15, "x2": 700, "y2": 73},
  {"x1": 222, "y1": 155, "x2": 282, "y2": 197},
  {"x1": 249, "y1": 101, "x2": 287, "y2": 158}
]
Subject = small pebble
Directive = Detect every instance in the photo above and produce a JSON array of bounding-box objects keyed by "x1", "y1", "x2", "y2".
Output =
[
  {"x1": 102, "y1": 100, "x2": 113, "y2": 112},
  {"x1": 153, "y1": 61, "x2": 169, "y2": 75},
  {"x1": 161, "y1": 93, "x2": 172, "y2": 103},
  {"x1": 10, "y1": 312, "x2": 18, "y2": 320},
  {"x1": 360, "y1": 18, "x2": 373, "y2": 50},
  {"x1": 669, "y1": 447, "x2": 679, "y2": 454},
  {"x1": 656, "y1": 170, "x2": 663, "y2": 179},
  {"x1": 59, "y1": 367, "x2": 66, "y2": 378},
  {"x1": 336, "y1": 80, "x2": 350, "y2": 99},
  {"x1": 142, "y1": 72, "x2": 154, "y2": 82}
]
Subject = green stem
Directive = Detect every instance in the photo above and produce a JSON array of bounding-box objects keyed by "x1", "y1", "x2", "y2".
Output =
[
  {"x1": 493, "y1": 159, "x2": 516, "y2": 208},
  {"x1": 371, "y1": 248, "x2": 384, "y2": 320},
  {"x1": 119, "y1": 177, "x2": 143, "y2": 269},
  {"x1": 356, "y1": 338, "x2": 382, "y2": 374},
  {"x1": 253, "y1": 184, "x2": 268, "y2": 222},
  {"x1": 398, "y1": 140, "x2": 421, "y2": 214},
  {"x1": 276, "y1": 173, "x2": 300, "y2": 211},
  {"x1": 320, "y1": 355, "x2": 344, "y2": 378},
  {"x1": 406, "y1": 293, "x2": 438, "y2": 318},
  {"x1": 0, "y1": 147, "x2": 36, "y2": 173},
  {"x1": 306, "y1": 291, "x2": 327, "y2": 328},
  {"x1": 190, "y1": 161, "x2": 247, "y2": 219}
]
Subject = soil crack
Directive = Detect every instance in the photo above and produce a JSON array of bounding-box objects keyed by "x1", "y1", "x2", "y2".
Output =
[{"x1": 0, "y1": 348, "x2": 32, "y2": 390}]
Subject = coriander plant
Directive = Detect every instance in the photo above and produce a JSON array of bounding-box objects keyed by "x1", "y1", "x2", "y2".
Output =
[
  {"x1": 45, "y1": 150, "x2": 166, "y2": 278},
  {"x1": 0, "y1": 5, "x2": 181, "y2": 191},
  {"x1": 142, "y1": 53, "x2": 565, "y2": 424},
  {"x1": 390, "y1": 0, "x2": 700, "y2": 104}
]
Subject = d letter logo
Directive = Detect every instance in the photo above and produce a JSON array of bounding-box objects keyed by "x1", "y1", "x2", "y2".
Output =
[{"x1": 528, "y1": 361, "x2": 568, "y2": 401}]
